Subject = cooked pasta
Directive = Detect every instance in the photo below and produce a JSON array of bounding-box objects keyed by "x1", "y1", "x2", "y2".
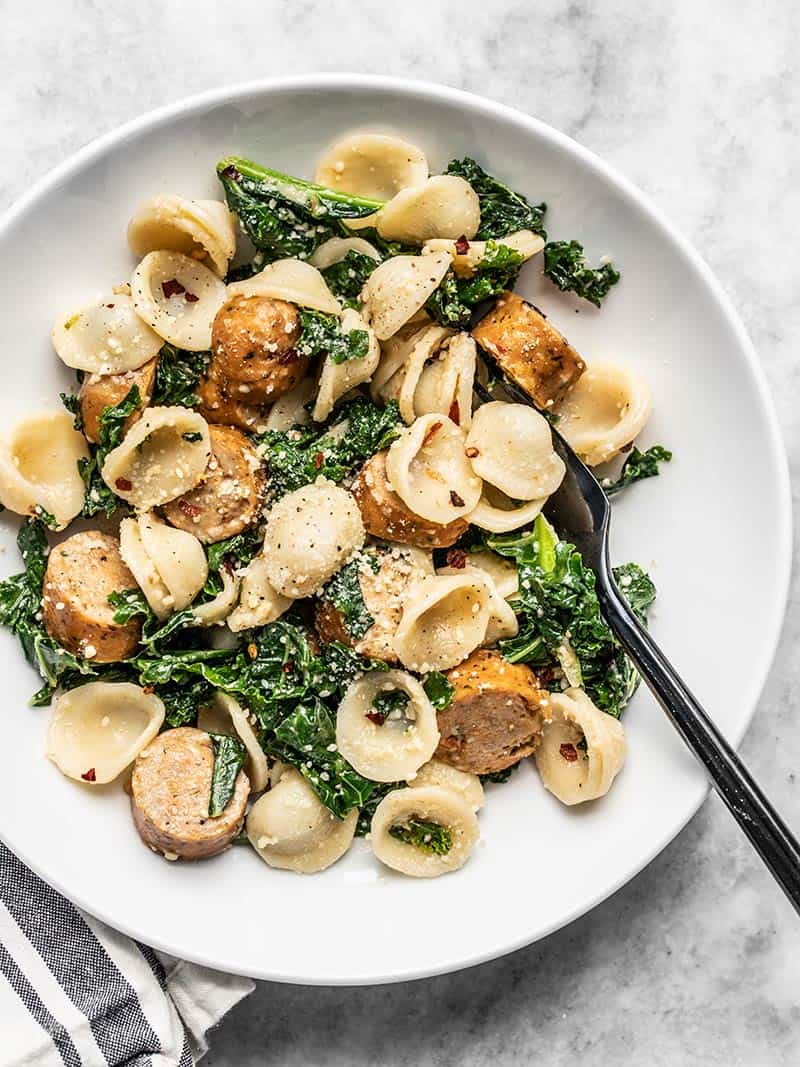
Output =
[
  {"x1": 370, "y1": 785, "x2": 480, "y2": 877},
  {"x1": 465, "y1": 401, "x2": 565, "y2": 500},
  {"x1": 227, "y1": 259, "x2": 341, "y2": 314},
  {"x1": 127, "y1": 195, "x2": 237, "y2": 276},
  {"x1": 309, "y1": 236, "x2": 382, "y2": 270},
  {"x1": 393, "y1": 573, "x2": 492, "y2": 672},
  {"x1": 408, "y1": 759, "x2": 485, "y2": 812},
  {"x1": 197, "y1": 691, "x2": 269, "y2": 792},
  {"x1": 0, "y1": 411, "x2": 88, "y2": 528},
  {"x1": 423, "y1": 229, "x2": 544, "y2": 275},
  {"x1": 362, "y1": 252, "x2": 451, "y2": 339},
  {"x1": 226, "y1": 555, "x2": 292, "y2": 632},
  {"x1": 315, "y1": 132, "x2": 428, "y2": 199},
  {"x1": 312, "y1": 309, "x2": 380, "y2": 422},
  {"x1": 120, "y1": 512, "x2": 207, "y2": 618},
  {"x1": 376, "y1": 176, "x2": 481, "y2": 244},
  {"x1": 131, "y1": 251, "x2": 227, "y2": 350},
  {"x1": 52, "y1": 294, "x2": 163, "y2": 375}
]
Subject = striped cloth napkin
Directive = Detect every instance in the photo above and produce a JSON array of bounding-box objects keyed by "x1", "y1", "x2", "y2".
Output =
[{"x1": 0, "y1": 844, "x2": 253, "y2": 1066}]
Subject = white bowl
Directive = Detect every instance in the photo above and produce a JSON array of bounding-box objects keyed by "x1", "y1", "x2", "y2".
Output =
[{"x1": 0, "y1": 75, "x2": 790, "y2": 984}]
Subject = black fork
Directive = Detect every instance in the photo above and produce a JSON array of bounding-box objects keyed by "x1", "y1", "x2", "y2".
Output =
[{"x1": 474, "y1": 367, "x2": 800, "y2": 913}]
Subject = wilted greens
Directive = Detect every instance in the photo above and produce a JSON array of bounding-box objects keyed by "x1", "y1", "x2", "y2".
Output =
[{"x1": 604, "y1": 445, "x2": 672, "y2": 497}]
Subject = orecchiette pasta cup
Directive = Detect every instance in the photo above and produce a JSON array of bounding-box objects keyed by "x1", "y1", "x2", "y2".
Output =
[
  {"x1": 362, "y1": 252, "x2": 451, "y2": 340},
  {"x1": 226, "y1": 555, "x2": 292, "y2": 633},
  {"x1": 314, "y1": 132, "x2": 429, "y2": 200},
  {"x1": 376, "y1": 324, "x2": 454, "y2": 425},
  {"x1": 127, "y1": 194, "x2": 237, "y2": 277},
  {"x1": 393, "y1": 573, "x2": 493, "y2": 672},
  {"x1": 336, "y1": 670, "x2": 440, "y2": 782},
  {"x1": 313, "y1": 308, "x2": 381, "y2": 422},
  {"x1": 131, "y1": 250, "x2": 228, "y2": 351},
  {"x1": 51, "y1": 293, "x2": 163, "y2": 375},
  {"x1": 408, "y1": 759, "x2": 485, "y2": 813},
  {"x1": 226, "y1": 258, "x2": 341, "y2": 315},
  {"x1": 309, "y1": 236, "x2": 382, "y2": 270},
  {"x1": 370, "y1": 785, "x2": 480, "y2": 878},
  {"x1": 376, "y1": 175, "x2": 481, "y2": 244},
  {"x1": 465, "y1": 401, "x2": 566, "y2": 501}
]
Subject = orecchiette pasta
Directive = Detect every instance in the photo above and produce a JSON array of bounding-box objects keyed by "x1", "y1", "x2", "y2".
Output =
[
  {"x1": 335, "y1": 670, "x2": 439, "y2": 782},
  {"x1": 468, "y1": 485, "x2": 547, "y2": 533},
  {"x1": 456, "y1": 550, "x2": 519, "y2": 599},
  {"x1": 309, "y1": 236, "x2": 382, "y2": 270},
  {"x1": 131, "y1": 251, "x2": 227, "y2": 350},
  {"x1": 361, "y1": 252, "x2": 451, "y2": 340},
  {"x1": 197, "y1": 691, "x2": 269, "y2": 793},
  {"x1": 413, "y1": 332, "x2": 477, "y2": 429},
  {"x1": 315, "y1": 132, "x2": 428, "y2": 199},
  {"x1": 101, "y1": 405, "x2": 211, "y2": 510},
  {"x1": 312, "y1": 309, "x2": 380, "y2": 422},
  {"x1": 47, "y1": 682, "x2": 165, "y2": 785},
  {"x1": 262, "y1": 478, "x2": 365, "y2": 598},
  {"x1": 227, "y1": 259, "x2": 341, "y2": 315},
  {"x1": 465, "y1": 401, "x2": 565, "y2": 501},
  {"x1": 127, "y1": 195, "x2": 237, "y2": 276},
  {"x1": 120, "y1": 512, "x2": 207, "y2": 618},
  {"x1": 408, "y1": 759, "x2": 485, "y2": 812},
  {"x1": 264, "y1": 379, "x2": 315, "y2": 431},
  {"x1": 377, "y1": 324, "x2": 453, "y2": 424},
  {"x1": 393, "y1": 573, "x2": 492, "y2": 672},
  {"x1": 535, "y1": 687, "x2": 627, "y2": 805},
  {"x1": 0, "y1": 411, "x2": 88, "y2": 529},
  {"x1": 246, "y1": 767, "x2": 358, "y2": 874},
  {"x1": 385, "y1": 413, "x2": 482, "y2": 524},
  {"x1": 423, "y1": 229, "x2": 545, "y2": 275},
  {"x1": 190, "y1": 566, "x2": 241, "y2": 626},
  {"x1": 226, "y1": 555, "x2": 292, "y2": 632},
  {"x1": 553, "y1": 361, "x2": 653, "y2": 466},
  {"x1": 51, "y1": 294, "x2": 163, "y2": 375},
  {"x1": 437, "y1": 566, "x2": 518, "y2": 645},
  {"x1": 370, "y1": 785, "x2": 480, "y2": 877},
  {"x1": 376, "y1": 176, "x2": 481, "y2": 244}
]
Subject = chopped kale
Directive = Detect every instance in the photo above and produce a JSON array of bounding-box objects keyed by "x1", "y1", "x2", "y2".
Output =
[
  {"x1": 33, "y1": 506, "x2": 59, "y2": 531},
  {"x1": 422, "y1": 671, "x2": 454, "y2": 711},
  {"x1": 543, "y1": 240, "x2": 620, "y2": 307},
  {"x1": 426, "y1": 241, "x2": 526, "y2": 327},
  {"x1": 604, "y1": 445, "x2": 672, "y2": 497},
  {"x1": 320, "y1": 250, "x2": 380, "y2": 306},
  {"x1": 78, "y1": 385, "x2": 141, "y2": 518},
  {"x1": 60, "y1": 390, "x2": 83, "y2": 431},
  {"x1": 480, "y1": 764, "x2": 521, "y2": 785},
  {"x1": 208, "y1": 733, "x2": 247, "y2": 816},
  {"x1": 445, "y1": 157, "x2": 547, "y2": 239},
  {"x1": 152, "y1": 344, "x2": 210, "y2": 408},
  {"x1": 369, "y1": 688, "x2": 409, "y2": 724},
  {"x1": 389, "y1": 818, "x2": 453, "y2": 855},
  {"x1": 356, "y1": 781, "x2": 402, "y2": 836},
  {"x1": 321, "y1": 555, "x2": 379, "y2": 640},
  {"x1": 297, "y1": 308, "x2": 370, "y2": 364}
]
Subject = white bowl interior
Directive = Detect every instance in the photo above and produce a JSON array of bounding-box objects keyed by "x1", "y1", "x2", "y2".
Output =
[{"x1": 0, "y1": 77, "x2": 789, "y2": 984}]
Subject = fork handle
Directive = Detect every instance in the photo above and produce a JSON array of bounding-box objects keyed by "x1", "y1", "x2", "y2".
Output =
[{"x1": 597, "y1": 572, "x2": 800, "y2": 914}]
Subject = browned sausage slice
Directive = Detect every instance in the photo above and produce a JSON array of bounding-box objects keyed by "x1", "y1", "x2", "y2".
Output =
[
  {"x1": 211, "y1": 295, "x2": 309, "y2": 404},
  {"x1": 351, "y1": 451, "x2": 468, "y2": 550},
  {"x1": 471, "y1": 292, "x2": 585, "y2": 409},
  {"x1": 161, "y1": 424, "x2": 266, "y2": 543},
  {"x1": 78, "y1": 357, "x2": 158, "y2": 444},
  {"x1": 131, "y1": 727, "x2": 250, "y2": 860},
  {"x1": 437, "y1": 649, "x2": 547, "y2": 774},
  {"x1": 42, "y1": 531, "x2": 141, "y2": 663},
  {"x1": 196, "y1": 369, "x2": 271, "y2": 434}
]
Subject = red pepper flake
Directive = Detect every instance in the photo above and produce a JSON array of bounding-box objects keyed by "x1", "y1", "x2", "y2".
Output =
[
  {"x1": 283, "y1": 661, "x2": 294, "y2": 674},
  {"x1": 115, "y1": 477, "x2": 132, "y2": 492},
  {"x1": 422, "y1": 421, "x2": 443, "y2": 447},
  {"x1": 220, "y1": 164, "x2": 242, "y2": 182},
  {"x1": 449, "y1": 490, "x2": 465, "y2": 508},
  {"x1": 454, "y1": 234, "x2": 470, "y2": 255},
  {"x1": 81, "y1": 768, "x2": 97, "y2": 782},
  {"x1": 314, "y1": 451, "x2": 324, "y2": 470},
  {"x1": 559, "y1": 743, "x2": 579, "y2": 762},
  {"x1": 142, "y1": 685, "x2": 155, "y2": 694},
  {"x1": 162, "y1": 278, "x2": 186, "y2": 299},
  {"x1": 620, "y1": 441, "x2": 634, "y2": 454},
  {"x1": 105, "y1": 303, "x2": 115, "y2": 309},
  {"x1": 184, "y1": 291, "x2": 199, "y2": 303},
  {"x1": 465, "y1": 446, "x2": 480, "y2": 459},
  {"x1": 448, "y1": 399, "x2": 460, "y2": 425},
  {"x1": 365, "y1": 711, "x2": 387, "y2": 726},
  {"x1": 446, "y1": 548, "x2": 467, "y2": 569},
  {"x1": 223, "y1": 559, "x2": 235, "y2": 576},
  {"x1": 178, "y1": 499, "x2": 201, "y2": 518}
]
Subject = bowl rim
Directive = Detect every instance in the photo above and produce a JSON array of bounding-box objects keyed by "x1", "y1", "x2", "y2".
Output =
[{"x1": 0, "y1": 73, "x2": 792, "y2": 983}]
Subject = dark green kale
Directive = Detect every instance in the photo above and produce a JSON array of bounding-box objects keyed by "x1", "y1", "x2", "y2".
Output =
[
  {"x1": 356, "y1": 781, "x2": 401, "y2": 836},
  {"x1": 320, "y1": 250, "x2": 380, "y2": 306},
  {"x1": 152, "y1": 344, "x2": 210, "y2": 407},
  {"x1": 389, "y1": 818, "x2": 453, "y2": 855},
  {"x1": 321, "y1": 555, "x2": 379, "y2": 641},
  {"x1": 543, "y1": 240, "x2": 620, "y2": 307},
  {"x1": 297, "y1": 309, "x2": 370, "y2": 365},
  {"x1": 257, "y1": 396, "x2": 403, "y2": 498},
  {"x1": 159, "y1": 677, "x2": 213, "y2": 728},
  {"x1": 422, "y1": 671, "x2": 454, "y2": 711},
  {"x1": 486, "y1": 515, "x2": 655, "y2": 718},
  {"x1": 445, "y1": 157, "x2": 547, "y2": 239},
  {"x1": 369, "y1": 688, "x2": 409, "y2": 724},
  {"x1": 32, "y1": 506, "x2": 59, "y2": 531},
  {"x1": 107, "y1": 588, "x2": 195, "y2": 650},
  {"x1": 78, "y1": 386, "x2": 141, "y2": 518},
  {"x1": 60, "y1": 391, "x2": 83, "y2": 431},
  {"x1": 426, "y1": 241, "x2": 527, "y2": 327},
  {"x1": 217, "y1": 157, "x2": 384, "y2": 262},
  {"x1": 426, "y1": 273, "x2": 471, "y2": 328},
  {"x1": 0, "y1": 521, "x2": 97, "y2": 705},
  {"x1": 603, "y1": 445, "x2": 672, "y2": 497},
  {"x1": 206, "y1": 528, "x2": 262, "y2": 575},
  {"x1": 208, "y1": 733, "x2": 247, "y2": 816},
  {"x1": 480, "y1": 764, "x2": 521, "y2": 786}
]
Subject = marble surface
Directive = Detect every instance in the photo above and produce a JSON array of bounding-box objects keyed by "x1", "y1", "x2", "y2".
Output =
[{"x1": 3, "y1": 0, "x2": 800, "y2": 1063}]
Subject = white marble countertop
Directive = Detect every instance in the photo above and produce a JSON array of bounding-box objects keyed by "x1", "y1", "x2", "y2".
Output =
[{"x1": 3, "y1": 1, "x2": 799, "y2": 1063}]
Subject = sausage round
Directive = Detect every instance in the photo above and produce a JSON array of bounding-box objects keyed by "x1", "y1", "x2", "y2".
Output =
[
  {"x1": 78, "y1": 357, "x2": 158, "y2": 444},
  {"x1": 131, "y1": 727, "x2": 250, "y2": 860},
  {"x1": 161, "y1": 424, "x2": 266, "y2": 543},
  {"x1": 42, "y1": 531, "x2": 141, "y2": 662},
  {"x1": 196, "y1": 369, "x2": 271, "y2": 434},
  {"x1": 211, "y1": 295, "x2": 309, "y2": 403},
  {"x1": 351, "y1": 451, "x2": 469, "y2": 549},
  {"x1": 437, "y1": 649, "x2": 546, "y2": 774}
]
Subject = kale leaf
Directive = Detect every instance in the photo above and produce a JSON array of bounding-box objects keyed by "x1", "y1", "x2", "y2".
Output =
[
  {"x1": 389, "y1": 818, "x2": 453, "y2": 855},
  {"x1": 60, "y1": 391, "x2": 83, "y2": 431},
  {"x1": 78, "y1": 385, "x2": 141, "y2": 518},
  {"x1": 217, "y1": 157, "x2": 384, "y2": 262},
  {"x1": 426, "y1": 241, "x2": 526, "y2": 327},
  {"x1": 480, "y1": 764, "x2": 521, "y2": 785},
  {"x1": 604, "y1": 445, "x2": 672, "y2": 497},
  {"x1": 356, "y1": 781, "x2": 401, "y2": 836},
  {"x1": 320, "y1": 250, "x2": 380, "y2": 306},
  {"x1": 152, "y1": 344, "x2": 210, "y2": 407},
  {"x1": 423, "y1": 671, "x2": 454, "y2": 711},
  {"x1": 208, "y1": 733, "x2": 247, "y2": 816},
  {"x1": 297, "y1": 309, "x2": 370, "y2": 365},
  {"x1": 543, "y1": 240, "x2": 620, "y2": 307},
  {"x1": 321, "y1": 556, "x2": 379, "y2": 640},
  {"x1": 445, "y1": 157, "x2": 547, "y2": 239}
]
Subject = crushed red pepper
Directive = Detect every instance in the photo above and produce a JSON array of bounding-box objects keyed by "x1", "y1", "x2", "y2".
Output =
[
  {"x1": 115, "y1": 477, "x2": 132, "y2": 492},
  {"x1": 559, "y1": 743, "x2": 579, "y2": 762},
  {"x1": 365, "y1": 711, "x2": 387, "y2": 726},
  {"x1": 446, "y1": 548, "x2": 467, "y2": 569},
  {"x1": 449, "y1": 490, "x2": 466, "y2": 508},
  {"x1": 422, "y1": 421, "x2": 443, "y2": 447},
  {"x1": 454, "y1": 234, "x2": 470, "y2": 255},
  {"x1": 81, "y1": 768, "x2": 97, "y2": 782}
]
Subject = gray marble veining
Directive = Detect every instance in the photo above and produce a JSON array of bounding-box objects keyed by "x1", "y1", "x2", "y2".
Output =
[{"x1": 2, "y1": 0, "x2": 799, "y2": 1063}]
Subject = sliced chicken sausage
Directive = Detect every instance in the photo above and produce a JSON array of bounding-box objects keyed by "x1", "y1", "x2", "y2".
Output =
[
  {"x1": 210, "y1": 295, "x2": 309, "y2": 404},
  {"x1": 42, "y1": 531, "x2": 141, "y2": 662},
  {"x1": 437, "y1": 649, "x2": 548, "y2": 774},
  {"x1": 78, "y1": 357, "x2": 158, "y2": 444},
  {"x1": 161, "y1": 424, "x2": 265, "y2": 543},
  {"x1": 131, "y1": 727, "x2": 250, "y2": 860},
  {"x1": 471, "y1": 292, "x2": 585, "y2": 410},
  {"x1": 351, "y1": 451, "x2": 469, "y2": 549}
]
